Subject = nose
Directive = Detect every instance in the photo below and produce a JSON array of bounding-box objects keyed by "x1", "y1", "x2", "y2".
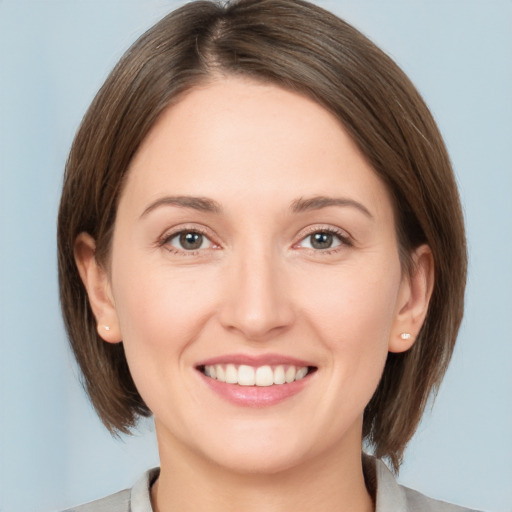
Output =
[{"x1": 218, "y1": 247, "x2": 295, "y2": 341}]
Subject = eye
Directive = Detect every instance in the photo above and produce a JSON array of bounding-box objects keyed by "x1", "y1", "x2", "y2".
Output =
[
  {"x1": 297, "y1": 230, "x2": 346, "y2": 250},
  {"x1": 166, "y1": 230, "x2": 214, "y2": 252}
]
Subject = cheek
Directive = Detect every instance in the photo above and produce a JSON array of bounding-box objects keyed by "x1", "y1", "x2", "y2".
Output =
[
  {"x1": 113, "y1": 266, "x2": 217, "y2": 349},
  {"x1": 297, "y1": 259, "x2": 401, "y2": 393},
  {"x1": 299, "y1": 259, "x2": 401, "y2": 341},
  {"x1": 109, "y1": 265, "x2": 219, "y2": 413}
]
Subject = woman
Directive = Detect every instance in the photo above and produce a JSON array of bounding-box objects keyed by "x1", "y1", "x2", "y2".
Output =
[{"x1": 57, "y1": 0, "x2": 476, "y2": 510}]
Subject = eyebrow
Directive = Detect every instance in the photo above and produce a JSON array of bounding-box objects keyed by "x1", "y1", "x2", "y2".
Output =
[
  {"x1": 140, "y1": 195, "x2": 222, "y2": 218},
  {"x1": 140, "y1": 194, "x2": 373, "y2": 219},
  {"x1": 290, "y1": 196, "x2": 373, "y2": 218}
]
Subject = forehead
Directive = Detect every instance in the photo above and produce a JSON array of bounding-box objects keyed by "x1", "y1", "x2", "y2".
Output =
[{"x1": 122, "y1": 77, "x2": 393, "y2": 220}]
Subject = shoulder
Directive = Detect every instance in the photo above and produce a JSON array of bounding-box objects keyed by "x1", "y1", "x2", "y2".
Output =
[
  {"x1": 368, "y1": 455, "x2": 482, "y2": 512},
  {"x1": 61, "y1": 488, "x2": 130, "y2": 512},
  {"x1": 401, "y1": 485, "x2": 481, "y2": 512},
  {"x1": 60, "y1": 467, "x2": 158, "y2": 512}
]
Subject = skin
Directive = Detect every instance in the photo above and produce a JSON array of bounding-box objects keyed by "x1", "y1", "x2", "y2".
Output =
[{"x1": 75, "y1": 77, "x2": 433, "y2": 512}]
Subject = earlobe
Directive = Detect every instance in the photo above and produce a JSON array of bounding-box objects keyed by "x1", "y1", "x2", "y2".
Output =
[
  {"x1": 74, "y1": 232, "x2": 122, "y2": 343},
  {"x1": 389, "y1": 244, "x2": 434, "y2": 353}
]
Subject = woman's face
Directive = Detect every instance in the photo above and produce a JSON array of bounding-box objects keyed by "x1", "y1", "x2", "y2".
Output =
[{"x1": 97, "y1": 78, "x2": 420, "y2": 473}]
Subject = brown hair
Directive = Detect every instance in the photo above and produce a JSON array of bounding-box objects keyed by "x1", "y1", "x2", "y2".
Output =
[{"x1": 57, "y1": 0, "x2": 467, "y2": 471}]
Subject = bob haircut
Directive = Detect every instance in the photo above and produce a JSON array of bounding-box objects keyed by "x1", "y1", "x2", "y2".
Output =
[{"x1": 58, "y1": 0, "x2": 467, "y2": 471}]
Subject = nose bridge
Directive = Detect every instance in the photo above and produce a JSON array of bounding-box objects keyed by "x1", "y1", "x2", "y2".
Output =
[{"x1": 219, "y1": 237, "x2": 293, "y2": 340}]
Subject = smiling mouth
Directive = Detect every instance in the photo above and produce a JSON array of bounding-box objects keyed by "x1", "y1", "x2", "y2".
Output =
[{"x1": 198, "y1": 364, "x2": 317, "y2": 387}]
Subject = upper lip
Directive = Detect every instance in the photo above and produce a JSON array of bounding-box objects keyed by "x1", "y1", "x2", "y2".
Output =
[{"x1": 196, "y1": 353, "x2": 315, "y2": 368}]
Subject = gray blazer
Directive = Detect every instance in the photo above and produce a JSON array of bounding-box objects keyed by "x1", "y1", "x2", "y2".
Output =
[{"x1": 63, "y1": 457, "x2": 481, "y2": 512}]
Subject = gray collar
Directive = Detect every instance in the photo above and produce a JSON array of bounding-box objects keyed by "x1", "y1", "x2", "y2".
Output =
[
  {"x1": 129, "y1": 456, "x2": 471, "y2": 512},
  {"x1": 130, "y1": 456, "x2": 405, "y2": 512}
]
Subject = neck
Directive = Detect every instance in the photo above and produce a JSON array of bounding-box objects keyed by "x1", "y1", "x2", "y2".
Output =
[{"x1": 152, "y1": 427, "x2": 373, "y2": 512}]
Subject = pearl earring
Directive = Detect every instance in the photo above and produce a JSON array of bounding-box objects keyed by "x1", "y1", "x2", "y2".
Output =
[
  {"x1": 103, "y1": 325, "x2": 111, "y2": 331},
  {"x1": 400, "y1": 332, "x2": 411, "y2": 340}
]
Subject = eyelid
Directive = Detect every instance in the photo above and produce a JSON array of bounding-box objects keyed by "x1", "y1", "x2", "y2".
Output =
[
  {"x1": 157, "y1": 223, "x2": 221, "y2": 254},
  {"x1": 293, "y1": 224, "x2": 354, "y2": 250}
]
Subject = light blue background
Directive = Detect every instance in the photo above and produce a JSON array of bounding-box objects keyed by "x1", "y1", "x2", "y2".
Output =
[{"x1": 0, "y1": 1, "x2": 510, "y2": 511}]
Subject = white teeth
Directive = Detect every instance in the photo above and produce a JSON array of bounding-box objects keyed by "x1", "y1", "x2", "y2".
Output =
[
  {"x1": 285, "y1": 366, "x2": 296, "y2": 383},
  {"x1": 216, "y1": 365, "x2": 225, "y2": 382},
  {"x1": 238, "y1": 365, "x2": 255, "y2": 386},
  {"x1": 255, "y1": 365, "x2": 274, "y2": 386},
  {"x1": 203, "y1": 364, "x2": 311, "y2": 386},
  {"x1": 295, "y1": 367, "x2": 308, "y2": 380},
  {"x1": 273, "y1": 365, "x2": 286, "y2": 385},
  {"x1": 225, "y1": 364, "x2": 237, "y2": 384}
]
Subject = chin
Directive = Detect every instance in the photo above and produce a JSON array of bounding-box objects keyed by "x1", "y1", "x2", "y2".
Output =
[
  {"x1": 204, "y1": 443, "x2": 309, "y2": 476},
  {"x1": 184, "y1": 420, "x2": 330, "y2": 477}
]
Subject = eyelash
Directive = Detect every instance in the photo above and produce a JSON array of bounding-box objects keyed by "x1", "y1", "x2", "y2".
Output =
[
  {"x1": 158, "y1": 226, "x2": 217, "y2": 256},
  {"x1": 294, "y1": 226, "x2": 353, "y2": 254},
  {"x1": 157, "y1": 225, "x2": 353, "y2": 256}
]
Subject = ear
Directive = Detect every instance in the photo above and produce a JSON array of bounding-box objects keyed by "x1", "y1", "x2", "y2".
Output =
[
  {"x1": 74, "y1": 232, "x2": 122, "y2": 343},
  {"x1": 389, "y1": 244, "x2": 434, "y2": 353}
]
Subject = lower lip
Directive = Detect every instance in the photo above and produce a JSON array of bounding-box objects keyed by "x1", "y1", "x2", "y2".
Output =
[{"x1": 198, "y1": 371, "x2": 311, "y2": 407}]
